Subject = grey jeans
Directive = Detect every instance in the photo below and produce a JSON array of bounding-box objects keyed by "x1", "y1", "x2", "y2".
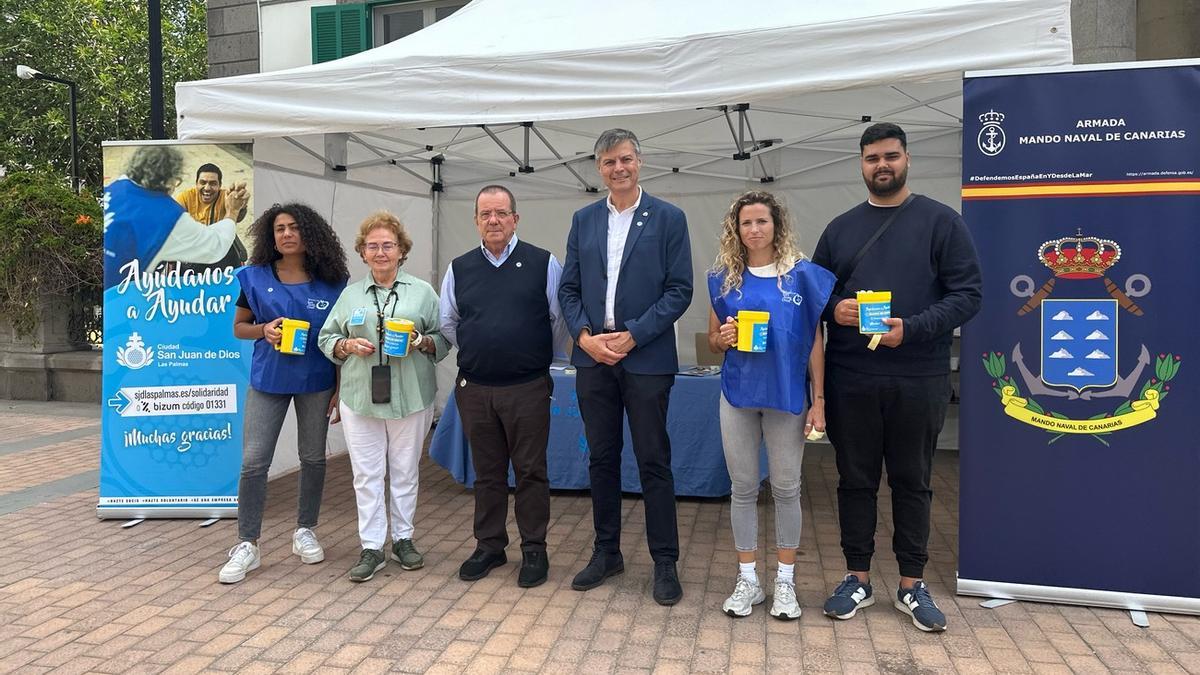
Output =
[
  {"x1": 719, "y1": 395, "x2": 806, "y2": 552},
  {"x1": 238, "y1": 387, "x2": 333, "y2": 542}
]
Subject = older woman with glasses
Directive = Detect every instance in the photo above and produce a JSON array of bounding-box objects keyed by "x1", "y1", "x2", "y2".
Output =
[{"x1": 319, "y1": 211, "x2": 449, "y2": 582}]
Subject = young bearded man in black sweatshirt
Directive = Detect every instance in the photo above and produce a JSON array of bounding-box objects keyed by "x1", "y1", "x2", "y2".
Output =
[{"x1": 811, "y1": 122, "x2": 982, "y2": 633}]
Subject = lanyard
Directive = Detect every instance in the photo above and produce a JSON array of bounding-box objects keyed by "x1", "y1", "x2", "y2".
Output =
[{"x1": 369, "y1": 283, "x2": 398, "y2": 365}]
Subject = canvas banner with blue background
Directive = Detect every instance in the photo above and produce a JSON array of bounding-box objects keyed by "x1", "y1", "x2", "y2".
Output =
[
  {"x1": 98, "y1": 141, "x2": 254, "y2": 519},
  {"x1": 959, "y1": 61, "x2": 1200, "y2": 613}
]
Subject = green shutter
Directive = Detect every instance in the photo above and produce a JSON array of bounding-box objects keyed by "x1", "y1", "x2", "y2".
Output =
[{"x1": 311, "y1": 4, "x2": 370, "y2": 64}]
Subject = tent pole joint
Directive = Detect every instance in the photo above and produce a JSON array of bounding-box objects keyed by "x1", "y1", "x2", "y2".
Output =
[{"x1": 430, "y1": 155, "x2": 444, "y2": 193}]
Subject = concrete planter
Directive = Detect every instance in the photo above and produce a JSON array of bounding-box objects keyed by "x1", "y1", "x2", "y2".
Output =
[{"x1": 0, "y1": 297, "x2": 101, "y2": 401}]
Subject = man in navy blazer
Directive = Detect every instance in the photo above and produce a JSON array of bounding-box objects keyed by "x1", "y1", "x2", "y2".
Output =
[{"x1": 558, "y1": 128, "x2": 693, "y2": 605}]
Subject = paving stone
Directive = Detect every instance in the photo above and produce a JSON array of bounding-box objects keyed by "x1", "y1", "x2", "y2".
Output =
[{"x1": 0, "y1": 402, "x2": 1196, "y2": 674}]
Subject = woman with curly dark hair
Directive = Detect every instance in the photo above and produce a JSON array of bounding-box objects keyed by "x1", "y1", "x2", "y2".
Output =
[{"x1": 218, "y1": 203, "x2": 349, "y2": 584}]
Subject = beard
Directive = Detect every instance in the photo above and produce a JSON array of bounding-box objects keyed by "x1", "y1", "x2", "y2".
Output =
[{"x1": 864, "y1": 164, "x2": 908, "y2": 197}]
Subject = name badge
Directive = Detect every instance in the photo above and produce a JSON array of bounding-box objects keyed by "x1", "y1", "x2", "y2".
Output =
[{"x1": 349, "y1": 307, "x2": 367, "y2": 326}]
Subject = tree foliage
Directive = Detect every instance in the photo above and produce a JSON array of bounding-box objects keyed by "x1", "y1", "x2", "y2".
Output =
[
  {"x1": 0, "y1": 172, "x2": 103, "y2": 336},
  {"x1": 0, "y1": 0, "x2": 207, "y2": 190}
]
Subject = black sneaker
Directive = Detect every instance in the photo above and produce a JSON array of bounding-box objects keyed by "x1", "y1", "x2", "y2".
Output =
[
  {"x1": 458, "y1": 548, "x2": 507, "y2": 581},
  {"x1": 571, "y1": 549, "x2": 624, "y2": 591},
  {"x1": 652, "y1": 561, "x2": 682, "y2": 606},
  {"x1": 517, "y1": 550, "x2": 549, "y2": 588}
]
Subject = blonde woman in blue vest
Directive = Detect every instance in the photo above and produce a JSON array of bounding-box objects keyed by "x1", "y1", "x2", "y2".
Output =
[{"x1": 707, "y1": 190, "x2": 835, "y2": 619}]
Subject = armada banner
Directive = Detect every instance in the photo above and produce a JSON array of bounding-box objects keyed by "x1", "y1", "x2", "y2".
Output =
[
  {"x1": 958, "y1": 61, "x2": 1200, "y2": 613},
  {"x1": 98, "y1": 141, "x2": 254, "y2": 519}
]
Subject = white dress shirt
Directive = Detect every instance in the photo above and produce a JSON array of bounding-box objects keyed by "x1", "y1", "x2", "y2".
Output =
[{"x1": 603, "y1": 187, "x2": 643, "y2": 330}]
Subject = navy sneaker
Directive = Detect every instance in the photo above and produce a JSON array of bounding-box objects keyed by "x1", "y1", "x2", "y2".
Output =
[
  {"x1": 894, "y1": 580, "x2": 947, "y2": 632},
  {"x1": 822, "y1": 574, "x2": 875, "y2": 619}
]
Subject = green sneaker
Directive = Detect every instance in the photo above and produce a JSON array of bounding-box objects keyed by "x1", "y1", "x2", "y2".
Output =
[
  {"x1": 349, "y1": 548, "x2": 386, "y2": 582},
  {"x1": 392, "y1": 538, "x2": 424, "y2": 570}
]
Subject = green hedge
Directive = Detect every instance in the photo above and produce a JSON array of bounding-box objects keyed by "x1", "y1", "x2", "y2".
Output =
[{"x1": 0, "y1": 172, "x2": 103, "y2": 337}]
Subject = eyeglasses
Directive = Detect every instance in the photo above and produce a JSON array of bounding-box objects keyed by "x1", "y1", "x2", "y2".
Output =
[
  {"x1": 364, "y1": 242, "x2": 398, "y2": 253},
  {"x1": 477, "y1": 210, "x2": 513, "y2": 220}
]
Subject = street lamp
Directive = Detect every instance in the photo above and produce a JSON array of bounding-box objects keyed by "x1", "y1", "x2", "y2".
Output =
[{"x1": 16, "y1": 65, "x2": 81, "y2": 194}]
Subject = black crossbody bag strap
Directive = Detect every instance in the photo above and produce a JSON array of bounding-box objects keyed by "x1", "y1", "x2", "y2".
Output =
[{"x1": 832, "y1": 194, "x2": 916, "y2": 297}]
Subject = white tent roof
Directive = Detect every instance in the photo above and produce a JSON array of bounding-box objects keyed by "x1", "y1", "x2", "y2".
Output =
[{"x1": 176, "y1": 0, "x2": 1072, "y2": 140}]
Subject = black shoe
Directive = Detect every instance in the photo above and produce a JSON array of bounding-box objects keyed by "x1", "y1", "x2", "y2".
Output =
[
  {"x1": 571, "y1": 549, "x2": 624, "y2": 591},
  {"x1": 458, "y1": 548, "x2": 507, "y2": 581},
  {"x1": 653, "y1": 561, "x2": 682, "y2": 606},
  {"x1": 517, "y1": 550, "x2": 549, "y2": 588}
]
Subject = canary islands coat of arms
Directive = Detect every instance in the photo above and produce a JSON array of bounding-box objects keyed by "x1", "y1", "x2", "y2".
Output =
[{"x1": 982, "y1": 230, "x2": 1181, "y2": 445}]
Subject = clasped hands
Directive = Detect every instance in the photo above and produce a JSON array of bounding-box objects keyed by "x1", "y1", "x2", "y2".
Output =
[
  {"x1": 579, "y1": 330, "x2": 636, "y2": 366},
  {"x1": 224, "y1": 181, "x2": 250, "y2": 215}
]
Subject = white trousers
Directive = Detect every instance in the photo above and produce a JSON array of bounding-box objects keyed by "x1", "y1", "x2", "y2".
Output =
[{"x1": 339, "y1": 403, "x2": 434, "y2": 550}]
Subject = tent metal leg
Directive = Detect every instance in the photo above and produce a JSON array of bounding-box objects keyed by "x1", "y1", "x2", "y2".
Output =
[
  {"x1": 431, "y1": 155, "x2": 443, "y2": 288},
  {"x1": 1129, "y1": 610, "x2": 1150, "y2": 628}
]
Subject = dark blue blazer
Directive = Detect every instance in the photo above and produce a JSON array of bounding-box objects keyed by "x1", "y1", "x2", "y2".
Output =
[{"x1": 558, "y1": 192, "x2": 693, "y2": 374}]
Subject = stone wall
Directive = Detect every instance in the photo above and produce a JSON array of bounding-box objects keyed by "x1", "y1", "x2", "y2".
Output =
[
  {"x1": 1138, "y1": 0, "x2": 1200, "y2": 60},
  {"x1": 0, "y1": 300, "x2": 99, "y2": 402},
  {"x1": 207, "y1": 0, "x2": 260, "y2": 78}
]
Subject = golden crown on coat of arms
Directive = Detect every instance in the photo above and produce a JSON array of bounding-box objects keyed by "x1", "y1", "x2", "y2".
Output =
[{"x1": 1037, "y1": 229, "x2": 1122, "y2": 280}]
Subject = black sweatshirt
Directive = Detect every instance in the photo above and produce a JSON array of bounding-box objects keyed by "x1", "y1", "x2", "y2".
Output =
[{"x1": 811, "y1": 195, "x2": 983, "y2": 376}]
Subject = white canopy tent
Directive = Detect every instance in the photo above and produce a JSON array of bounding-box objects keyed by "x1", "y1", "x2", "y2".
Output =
[
  {"x1": 178, "y1": 0, "x2": 1072, "y2": 282},
  {"x1": 175, "y1": 0, "x2": 1072, "y2": 467}
]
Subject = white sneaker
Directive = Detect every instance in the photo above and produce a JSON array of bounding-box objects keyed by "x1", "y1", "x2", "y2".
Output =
[
  {"x1": 219, "y1": 541, "x2": 260, "y2": 583},
  {"x1": 292, "y1": 527, "x2": 325, "y2": 564},
  {"x1": 722, "y1": 575, "x2": 766, "y2": 617},
  {"x1": 770, "y1": 578, "x2": 802, "y2": 620}
]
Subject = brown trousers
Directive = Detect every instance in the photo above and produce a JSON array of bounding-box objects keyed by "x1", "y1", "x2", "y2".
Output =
[{"x1": 455, "y1": 374, "x2": 552, "y2": 553}]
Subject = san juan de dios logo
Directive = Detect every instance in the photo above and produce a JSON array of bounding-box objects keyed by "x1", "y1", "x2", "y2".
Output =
[{"x1": 981, "y1": 230, "x2": 1181, "y2": 444}]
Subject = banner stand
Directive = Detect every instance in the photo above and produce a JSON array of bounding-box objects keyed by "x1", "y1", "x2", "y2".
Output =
[
  {"x1": 958, "y1": 578, "x2": 1200, "y2": 616},
  {"x1": 959, "y1": 59, "x2": 1200, "y2": 616},
  {"x1": 98, "y1": 140, "x2": 254, "y2": 519}
]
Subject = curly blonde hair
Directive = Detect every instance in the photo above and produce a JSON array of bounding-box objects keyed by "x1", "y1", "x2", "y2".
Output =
[
  {"x1": 354, "y1": 210, "x2": 413, "y2": 265},
  {"x1": 711, "y1": 190, "x2": 804, "y2": 297}
]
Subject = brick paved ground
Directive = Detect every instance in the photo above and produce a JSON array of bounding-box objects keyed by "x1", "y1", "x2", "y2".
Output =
[{"x1": 1, "y1": 399, "x2": 1199, "y2": 674}]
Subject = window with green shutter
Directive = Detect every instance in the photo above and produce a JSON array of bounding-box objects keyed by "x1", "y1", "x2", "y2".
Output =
[{"x1": 311, "y1": 4, "x2": 370, "y2": 64}]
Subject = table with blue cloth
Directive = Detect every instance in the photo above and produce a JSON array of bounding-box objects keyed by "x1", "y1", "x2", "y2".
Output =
[{"x1": 429, "y1": 370, "x2": 765, "y2": 497}]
